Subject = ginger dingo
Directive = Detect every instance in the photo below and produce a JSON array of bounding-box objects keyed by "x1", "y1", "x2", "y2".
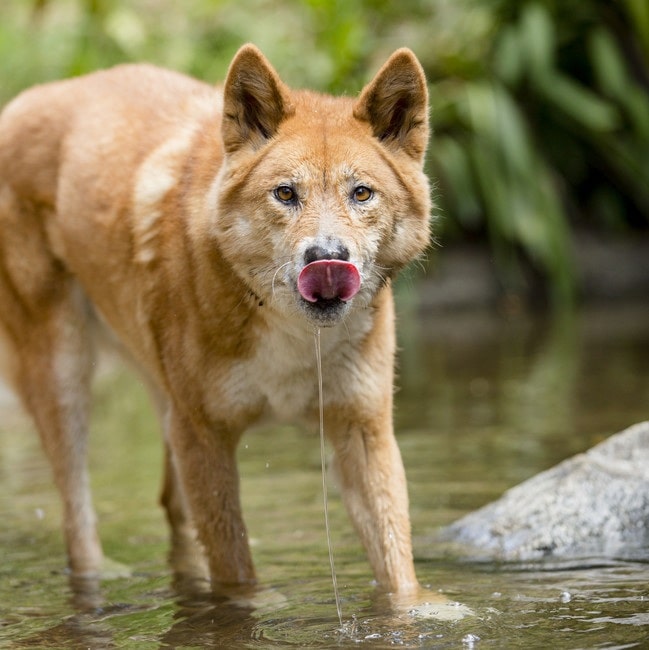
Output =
[{"x1": 0, "y1": 45, "x2": 431, "y2": 594}]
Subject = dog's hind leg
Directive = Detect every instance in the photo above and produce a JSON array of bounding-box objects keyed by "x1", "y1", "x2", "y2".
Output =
[
  {"x1": 15, "y1": 286, "x2": 101, "y2": 576},
  {"x1": 160, "y1": 441, "x2": 210, "y2": 583},
  {"x1": 139, "y1": 382, "x2": 209, "y2": 583},
  {"x1": 0, "y1": 200, "x2": 102, "y2": 576}
]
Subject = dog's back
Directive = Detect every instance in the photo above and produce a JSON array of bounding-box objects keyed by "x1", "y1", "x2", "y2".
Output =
[{"x1": 0, "y1": 65, "x2": 225, "y2": 370}]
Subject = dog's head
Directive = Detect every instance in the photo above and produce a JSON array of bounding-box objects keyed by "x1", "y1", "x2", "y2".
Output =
[{"x1": 214, "y1": 45, "x2": 431, "y2": 327}]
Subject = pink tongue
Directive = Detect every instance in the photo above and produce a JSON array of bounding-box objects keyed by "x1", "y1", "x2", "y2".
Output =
[{"x1": 297, "y1": 260, "x2": 361, "y2": 303}]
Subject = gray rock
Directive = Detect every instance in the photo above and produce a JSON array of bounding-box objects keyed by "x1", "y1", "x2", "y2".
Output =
[{"x1": 440, "y1": 421, "x2": 649, "y2": 560}]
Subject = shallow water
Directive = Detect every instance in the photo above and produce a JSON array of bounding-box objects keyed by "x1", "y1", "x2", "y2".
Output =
[{"x1": 1, "y1": 301, "x2": 648, "y2": 648}]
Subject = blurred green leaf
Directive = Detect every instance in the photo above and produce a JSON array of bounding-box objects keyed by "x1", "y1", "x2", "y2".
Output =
[
  {"x1": 624, "y1": 0, "x2": 649, "y2": 54},
  {"x1": 589, "y1": 27, "x2": 628, "y2": 100},
  {"x1": 493, "y1": 26, "x2": 523, "y2": 84},
  {"x1": 431, "y1": 136, "x2": 481, "y2": 230},
  {"x1": 536, "y1": 74, "x2": 620, "y2": 133},
  {"x1": 521, "y1": 2, "x2": 555, "y2": 80},
  {"x1": 590, "y1": 27, "x2": 649, "y2": 138}
]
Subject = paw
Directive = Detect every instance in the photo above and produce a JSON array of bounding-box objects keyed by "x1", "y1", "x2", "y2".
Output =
[
  {"x1": 389, "y1": 587, "x2": 473, "y2": 622},
  {"x1": 70, "y1": 556, "x2": 132, "y2": 580},
  {"x1": 98, "y1": 556, "x2": 133, "y2": 579},
  {"x1": 229, "y1": 586, "x2": 288, "y2": 616}
]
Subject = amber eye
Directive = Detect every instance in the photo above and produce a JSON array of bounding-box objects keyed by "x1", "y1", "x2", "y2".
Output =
[
  {"x1": 353, "y1": 185, "x2": 373, "y2": 202},
  {"x1": 274, "y1": 185, "x2": 296, "y2": 204}
]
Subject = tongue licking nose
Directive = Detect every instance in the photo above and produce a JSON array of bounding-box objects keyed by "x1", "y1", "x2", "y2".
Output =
[{"x1": 297, "y1": 260, "x2": 361, "y2": 303}]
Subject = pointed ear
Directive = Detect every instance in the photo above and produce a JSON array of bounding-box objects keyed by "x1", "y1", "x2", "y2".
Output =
[
  {"x1": 353, "y1": 49, "x2": 429, "y2": 162},
  {"x1": 222, "y1": 44, "x2": 293, "y2": 153}
]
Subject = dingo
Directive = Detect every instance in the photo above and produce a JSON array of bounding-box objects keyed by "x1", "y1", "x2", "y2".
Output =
[{"x1": 0, "y1": 45, "x2": 430, "y2": 593}]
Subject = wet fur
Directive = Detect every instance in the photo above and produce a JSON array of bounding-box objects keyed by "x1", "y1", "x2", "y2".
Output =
[{"x1": 0, "y1": 45, "x2": 430, "y2": 592}]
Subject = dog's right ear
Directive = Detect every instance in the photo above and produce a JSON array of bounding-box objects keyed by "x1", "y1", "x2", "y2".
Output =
[{"x1": 222, "y1": 45, "x2": 293, "y2": 154}]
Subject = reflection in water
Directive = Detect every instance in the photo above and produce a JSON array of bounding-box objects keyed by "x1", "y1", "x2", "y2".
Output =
[{"x1": 1, "y1": 304, "x2": 648, "y2": 647}]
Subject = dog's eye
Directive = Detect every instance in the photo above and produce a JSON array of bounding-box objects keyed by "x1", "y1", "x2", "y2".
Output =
[
  {"x1": 274, "y1": 185, "x2": 296, "y2": 204},
  {"x1": 353, "y1": 186, "x2": 373, "y2": 203}
]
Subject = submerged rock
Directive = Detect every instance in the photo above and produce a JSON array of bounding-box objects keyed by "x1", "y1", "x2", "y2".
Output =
[{"x1": 440, "y1": 421, "x2": 649, "y2": 560}]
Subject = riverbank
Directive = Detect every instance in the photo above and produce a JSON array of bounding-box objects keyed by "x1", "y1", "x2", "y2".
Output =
[{"x1": 418, "y1": 232, "x2": 649, "y2": 312}]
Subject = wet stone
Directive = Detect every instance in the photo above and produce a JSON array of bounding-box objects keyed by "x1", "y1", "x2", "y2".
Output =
[{"x1": 440, "y1": 421, "x2": 649, "y2": 560}]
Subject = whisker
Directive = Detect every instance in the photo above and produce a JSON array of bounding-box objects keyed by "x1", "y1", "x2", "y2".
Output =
[
  {"x1": 271, "y1": 261, "x2": 293, "y2": 298},
  {"x1": 341, "y1": 317, "x2": 352, "y2": 343}
]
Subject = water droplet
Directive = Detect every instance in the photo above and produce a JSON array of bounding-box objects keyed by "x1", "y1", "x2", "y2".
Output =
[{"x1": 462, "y1": 633, "x2": 481, "y2": 647}]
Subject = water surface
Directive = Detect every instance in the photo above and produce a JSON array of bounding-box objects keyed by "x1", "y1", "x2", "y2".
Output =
[{"x1": 1, "y1": 301, "x2": 648, "y2": 648}]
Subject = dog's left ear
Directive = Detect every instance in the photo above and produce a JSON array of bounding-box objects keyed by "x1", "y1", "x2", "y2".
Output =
[
  {"x1": 222, "y1": 44, "x2": 293, "y2": 153},
  {"x1": 354, "y1": 49, "x2": 429, "y2": 163}
]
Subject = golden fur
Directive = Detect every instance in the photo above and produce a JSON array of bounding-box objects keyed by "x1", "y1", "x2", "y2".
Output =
[{"x1": 0, "y1": 45, "x2": 430, "y2": 593}]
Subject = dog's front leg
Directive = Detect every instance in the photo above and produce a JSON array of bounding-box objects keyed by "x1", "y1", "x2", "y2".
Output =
[
  {"x1": 166, "y1": 408, "x2": 256, "y2": 586},
  {"x1": 328, "y1": 407, "x2": 418, "y2": 594}
]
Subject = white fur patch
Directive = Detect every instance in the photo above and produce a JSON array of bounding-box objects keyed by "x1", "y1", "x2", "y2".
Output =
[
  {"x1": 132, "y1": 128, "x2": 197, "y2": 264},
  {"x1": 207, "y1": 308, "x2": 377, "y2": 426}
]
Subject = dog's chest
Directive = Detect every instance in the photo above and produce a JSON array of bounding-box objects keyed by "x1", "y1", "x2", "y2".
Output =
[
  {"x1": 247, "y1": 327, "x2": 320, "y2": 423},
  {"x1": 218, "y1": 321, "x2": 359, "y2": 426}
]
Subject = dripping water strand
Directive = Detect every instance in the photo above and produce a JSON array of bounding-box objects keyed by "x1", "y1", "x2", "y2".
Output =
[{"x1": 314, "y1": 326, "x2": 343, "y2": 627}]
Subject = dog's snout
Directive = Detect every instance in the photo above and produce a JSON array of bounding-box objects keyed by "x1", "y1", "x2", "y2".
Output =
[{"x1": 304, "y1": 243, "x2": 350, "y2": 265}]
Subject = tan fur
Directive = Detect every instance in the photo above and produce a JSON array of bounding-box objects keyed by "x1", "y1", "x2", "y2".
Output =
[{"x1": 0, "y1": 45, "x2": 430, "y2": 592}]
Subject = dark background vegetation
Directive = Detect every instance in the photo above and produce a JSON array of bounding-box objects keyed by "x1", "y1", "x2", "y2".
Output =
[{"x1": 1, "y1": 0, "x2": 647, "y2": 308}]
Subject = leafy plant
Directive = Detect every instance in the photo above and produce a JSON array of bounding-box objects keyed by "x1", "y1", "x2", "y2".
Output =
[
  {"x1": 1, "y1": 0, "x2": 647, "y2": 306},
  {"x1": 429, "y1": 0, "x2": 649, "y2": 305}
]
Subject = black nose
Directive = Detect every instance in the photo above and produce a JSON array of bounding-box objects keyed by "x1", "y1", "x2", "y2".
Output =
[{"x1": 304, "y1": 243, "x2": 350, "y2": 265}]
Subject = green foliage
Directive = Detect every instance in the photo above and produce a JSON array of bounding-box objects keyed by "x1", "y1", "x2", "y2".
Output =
[
  {"x1": 0, "y1": 0, "x2": 491, "y2": 94},
  {"x1": 430, "y1": 0, "x2": 649, "y2": 305},
  {"x1": 0, "y1": 0, "x2": 646, "y2": 306}
]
